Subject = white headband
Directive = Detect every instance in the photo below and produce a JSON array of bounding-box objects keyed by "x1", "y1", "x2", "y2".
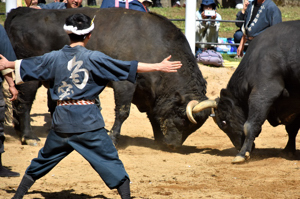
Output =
[{"x1": 63, "y1": 23, "x2": 94, "y2": 35}]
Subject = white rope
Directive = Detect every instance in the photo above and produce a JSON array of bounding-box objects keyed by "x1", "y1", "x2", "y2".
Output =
[{"x1": 63, "y1": 23, "x2": 94, "y2": 35}]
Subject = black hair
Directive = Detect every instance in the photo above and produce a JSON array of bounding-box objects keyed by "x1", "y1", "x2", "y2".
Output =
[{"x1": 65, "y1": 13, "x2": 92, "y2": 42}]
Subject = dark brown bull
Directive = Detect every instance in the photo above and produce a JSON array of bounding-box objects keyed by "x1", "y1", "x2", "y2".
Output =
[
  {"x1": 5, "y1": 7, "x2": 211, "y2": 148},
  {"x1": 187, "y1": 20, "x2": 300, "y2": 163}
]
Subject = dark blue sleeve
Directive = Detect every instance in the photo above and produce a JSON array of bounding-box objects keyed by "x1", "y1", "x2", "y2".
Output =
[
  {"x1": 235, "y1": 11, "x2": 245, "y2": 28},
  {"x1": 89, "y1": 51, "x2": 138, "y2": 83},
  {"x1": 100, "y1": 0, "x2": 146, "y2": 12},
  {"x1": 0, "y1": 25, "x2": 16, "y2": 61},
  {"x1": 270, "y1": 6, "x2": 282, "y2": 26},
  {"x1": 18, "y1": 52, "x2": 57, "y2": 83}
]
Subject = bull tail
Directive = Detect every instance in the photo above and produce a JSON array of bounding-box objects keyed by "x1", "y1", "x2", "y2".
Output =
[{"x1": 3, "y1": 88, "x2": 17, "y2": 125}]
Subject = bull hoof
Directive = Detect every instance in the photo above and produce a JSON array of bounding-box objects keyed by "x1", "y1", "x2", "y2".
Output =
[
  {"x1": 108, "y1": 132, "x2": 118, "y2": 146},
  {"x1": 232, "y1": 156, "x2": 246, "y2": 164},
  {"x1": 280, "y1": 149, "x2": 295, "y2": 159},
  {"x1": 232, "y1": 152, "x2": 251, "y2": 164},
  {"x1": 21, "y1": 138, "x2": 40, "y2": 146}
]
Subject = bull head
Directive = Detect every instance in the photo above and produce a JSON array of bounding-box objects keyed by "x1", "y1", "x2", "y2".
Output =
[{"x1": 186, "y1": 97, "x2": 248, "y2": 164}]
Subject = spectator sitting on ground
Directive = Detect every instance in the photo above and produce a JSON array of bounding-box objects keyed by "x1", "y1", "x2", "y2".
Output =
[
  {"x1": 195, "y1": 0, "x2": 222, "y2": 54},
  {"x1": 172, "y1": 0, "x2": 181, "y2": 7},
  {"x1": 237, "y1": 0, "x2": 282, "y2": 57},
  {"x1": 138, "y1": 0, "x2": 152, "y2": 11},
  {"x1": 152, "y1": 0, "x2": 162, "y2": 7},
  {"x1": 234, "y1": 0, "x2": 249, "y2": 44},
  {"x1": 27, "y1": 0, "x2": 82, "y2": 9},
  {"x1": 235, "y1": 0, "x2": 243, "y2": 9}
]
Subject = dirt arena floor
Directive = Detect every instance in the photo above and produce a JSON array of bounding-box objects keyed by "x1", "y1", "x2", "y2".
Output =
[{"x1": 1, "y1": 65, "x2": 299, "y2": 199}]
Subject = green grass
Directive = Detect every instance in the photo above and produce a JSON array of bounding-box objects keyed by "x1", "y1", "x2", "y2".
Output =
[
  {"x1": 151, "y1": 6, "x2": 300, "y2": 37},
  {"x1": 0, "y1": 3, "x2": 5, "y2": 26},
  {"x1": 1, "y1": 3, "x2": 299, "y2": 62}
]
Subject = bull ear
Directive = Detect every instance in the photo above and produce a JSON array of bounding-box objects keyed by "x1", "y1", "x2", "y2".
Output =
[
  {"x1": 220, "y1": 89, "x2": 235, "y2": 108},
  {"x1": 220, "y1": 89, "x2": 231, "y2": 98},
  {"x1": 175, "y1": 91, "x2": 186, "y2": 105}
]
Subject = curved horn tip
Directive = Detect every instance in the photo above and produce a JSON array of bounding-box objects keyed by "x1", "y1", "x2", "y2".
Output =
[{"x1": 186, "y1": 100, "x2": 199, "y2": 124}]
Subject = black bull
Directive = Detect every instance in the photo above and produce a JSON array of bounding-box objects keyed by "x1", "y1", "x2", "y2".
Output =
[
  {"x1": 5, "y1": 7, "x2": 211, "y2": 147},
  {"x1": 188, "y1": 20, "x2": 300, "y2": 163}
]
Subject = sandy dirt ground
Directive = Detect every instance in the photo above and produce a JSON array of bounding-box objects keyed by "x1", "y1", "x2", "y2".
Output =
[{"x1": 1, "y1": 64, "x2": 299, "y2": 199}]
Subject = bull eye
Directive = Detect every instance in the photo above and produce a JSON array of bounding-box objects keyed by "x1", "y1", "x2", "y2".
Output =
[{"x1": 222, "y1": 120, "x2": 227, "y2": 127}]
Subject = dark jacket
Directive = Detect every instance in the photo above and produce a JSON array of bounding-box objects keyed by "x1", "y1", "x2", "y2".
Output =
[
  {"x1": 235, "y1": 10, "x2": 246, "y2": 29},
  {"x1": 101, "y1": 0, "x2": 147, "y2": 12},
  {"x1": 242, "y1": 0, "x2": 282, "y2": 37}
]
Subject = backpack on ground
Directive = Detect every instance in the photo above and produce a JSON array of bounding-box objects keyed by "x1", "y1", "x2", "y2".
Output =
[{"x1": 197, "y1": 49, "x2": 224, "y2": 67}]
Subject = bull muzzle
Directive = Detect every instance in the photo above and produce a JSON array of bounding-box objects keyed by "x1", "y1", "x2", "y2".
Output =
[{"x1": 186, "y1": 100, "x2": 217, "y2": 124}]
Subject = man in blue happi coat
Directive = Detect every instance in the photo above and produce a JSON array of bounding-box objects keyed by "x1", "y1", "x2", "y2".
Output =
[
  {"x1": 237, "y1": 0, "x2": 282, "y2": 57},
  {"x1": 0, "y1": 13, "x2": 181, "y2": 199},
  {"x1": 101, "y1": 0, "x2": 148, "y2": 12}
]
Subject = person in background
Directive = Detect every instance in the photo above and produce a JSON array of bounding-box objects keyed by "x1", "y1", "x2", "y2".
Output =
[
  {"x1": 235, "y1": 0, "x2": 243, "y2": 9},
  {"x1": 139, "y1": 0, "x2": 152, "y2": 11},
  {"x1": 101, "y1": 0, "x2": 148, "y2": 12},
  {"x1": 234, "y1": 0, "x2": 249, "y2": 44},
  {"x1": 1, "y1": 13, "x2": 181, "y2": 199},
  {"x1": 172, "y1": 0, "x2": 181, "y2": 7},
  {"x1": 152, "y1": 0, "x2": 162, "y2": 7},
  {"x1": 0, "y1": 25, "x2": 19, "y2": 178},
  {"x1": 237, "y1": 0, "x2": 282, "y2": 57},
  {"x1": 27, "y1": 0, "x2": 82, "y2": 9},
  {"x1": 195, "y1": 0, "x2": 222, "y2": 54}
]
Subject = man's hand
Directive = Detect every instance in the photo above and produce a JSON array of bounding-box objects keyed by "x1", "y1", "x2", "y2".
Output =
[
  {"x1": 0, "y1": 54, "x2": 8, "y2": 70},
  {"x1": 237, "y1": 43, "x2": 244, "y2": 57},
  {"x1": 136, "y1": 55, "x2": 182, "y2": 73},
  {"x1": 158, "y1": 55, "x2": 182, "y2": 73},
  {"x1": 0, "y1": 54, "x2": 14, "y2": 70},
  {"x1": 8, "y1": 86, "x2": 18, "y2": 101},
  {"x1": 242, "y1": 0, "x2": 249, "y2": 14}
]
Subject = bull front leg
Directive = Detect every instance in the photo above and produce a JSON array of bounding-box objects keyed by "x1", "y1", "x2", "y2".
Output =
[
  {"x1": 232, "y1": 121, "x2": 261, "y2": 163},
  {"x1": 108, "y1": 81, "x2": 137, "y2": 146},
  {"x1": 13, "y1": 81, "x2": 41, "y2": 146},
  {"x1": 232, "y1": 83, "x2": 284, "y2": 163}
]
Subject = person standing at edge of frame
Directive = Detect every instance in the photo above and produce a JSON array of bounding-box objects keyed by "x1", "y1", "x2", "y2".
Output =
[{"x1": 0, "y1": 13, "x2": 182, "y2": 199}]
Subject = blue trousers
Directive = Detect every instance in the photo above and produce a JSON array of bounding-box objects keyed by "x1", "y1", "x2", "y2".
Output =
[
  {"x1": 234, "y1": 30, "x2": 243, "y2": 44},
  {"x1": 26, "y1": 128, "x2": 129, "y2": 189}
]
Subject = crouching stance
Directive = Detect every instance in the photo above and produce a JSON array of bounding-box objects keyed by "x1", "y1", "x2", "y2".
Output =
[{"x1": 0, "y1": 13, "x2": 181, "y2": 199}]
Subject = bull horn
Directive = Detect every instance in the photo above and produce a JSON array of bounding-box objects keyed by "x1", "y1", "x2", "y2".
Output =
[
  {"x1": 193, "y1": 100, "x2": 217, "y2": 113},
  {"x1": 186, "y1": 100, "x2": 199, "y2": 124},
  {"x1": 186, "y1": 100, "x2": 218, "y2": 124}
]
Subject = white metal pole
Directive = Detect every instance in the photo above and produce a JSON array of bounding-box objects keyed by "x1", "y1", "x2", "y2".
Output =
[
  {"x1": 185, "y1": 0, "x2": 196, "y2": 55},
  {"x1": 6, "y1": 0, "x2": 17, "y2": 16}
]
